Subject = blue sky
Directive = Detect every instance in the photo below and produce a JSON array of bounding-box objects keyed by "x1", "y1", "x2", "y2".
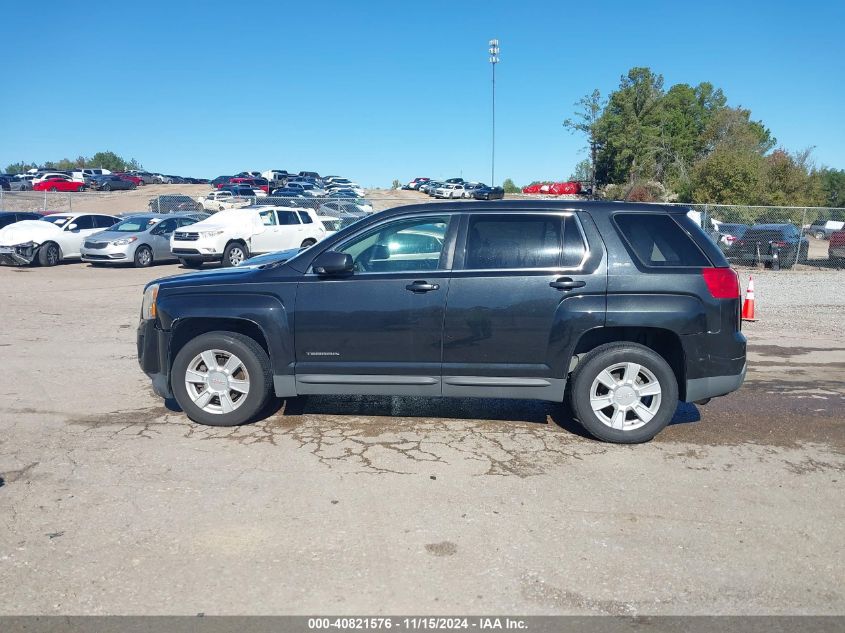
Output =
[{"x1": 1, "y1": 0, "x2": 843, "y2": 187}]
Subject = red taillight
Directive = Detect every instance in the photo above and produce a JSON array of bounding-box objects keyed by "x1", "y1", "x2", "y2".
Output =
[
  {"x1": 725, "y1": 235, "x2": 736, "y2": 243},
  {"x1": 772, "y1": 241, "x2": 787, "y2": 247},
  {"x1": 701, "y1": 267, "x2": 739, "y2": 299}
]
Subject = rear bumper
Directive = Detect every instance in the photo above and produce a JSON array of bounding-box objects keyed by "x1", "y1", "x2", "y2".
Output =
[
  {"x1": 137, "y1": 318, "x2": 173, "y2": 399},
  {"x1": 685, "y1": 363, "x2": 746, "y2": 402},
  {"x1": 829, "y1": 247, "x2": 845, "y2": 259}
]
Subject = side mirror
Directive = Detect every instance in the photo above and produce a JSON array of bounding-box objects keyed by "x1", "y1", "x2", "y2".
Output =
[
  {"x1": 312, "y1": 251, "x2": 353, "y2": 275},
  {"x1": 67, "y1": 223, "x2": 79, "y2": 231}
]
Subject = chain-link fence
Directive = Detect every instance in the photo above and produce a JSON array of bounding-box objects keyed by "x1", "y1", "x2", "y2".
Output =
[
  {"x1": 1, "y1": 189, "x2": 843, "y2": 270},
  {"x1": 686, "y1": 204, "x2": 845, "y2": 270}
]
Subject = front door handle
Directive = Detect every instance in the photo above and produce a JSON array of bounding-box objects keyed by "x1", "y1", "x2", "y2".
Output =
[
  {"x1": 405, "y1": 280, "x2": 440, "y2": 293},
  {"x1": 549, "y1": 278, "x2": 586, "y2": 290}
]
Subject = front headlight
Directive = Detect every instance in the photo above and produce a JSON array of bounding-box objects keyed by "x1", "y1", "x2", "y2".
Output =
[
  {"x1": 13, "y1": 241, "x2": 37, "y2": 248},
  {"x1": 199, "y1": 230, "x2": 224, "y2": 237},
  {"x1": 112, "y1": 236, "x2": 138, "y2": 246},
  {"x1": 141, "y1": 284, "x2": 159, "y2": 320}
]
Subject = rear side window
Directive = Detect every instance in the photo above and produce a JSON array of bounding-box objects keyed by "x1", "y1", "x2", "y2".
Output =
[
  {"x1": 277, "y1": 211, "x2": 300, "y2": 225},
  {"x1": 297, "y1": 211, "x2": 313, "y2": 224},
  {"x1": 615, "y1": 213, "x2": 710, "y2": 267},
  {"x1": 465, "y1": 214, "x2": 561, "y2": 269}
]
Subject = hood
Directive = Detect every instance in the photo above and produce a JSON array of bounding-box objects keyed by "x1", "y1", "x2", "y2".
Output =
[
  {"x1": 90, "y1": 230, "x2": 141, "y2": 241},
  {"x1": 149, "y1": 248, "x2": 301, "y2": 292},
  {"x1": 0, "y1": 220, "x2": 61, "y2": 245}
]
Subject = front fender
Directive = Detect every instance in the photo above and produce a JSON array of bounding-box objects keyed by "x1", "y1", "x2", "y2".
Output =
[{"x1": 156, "y1": 291, "x2": 293, "y2": 377}]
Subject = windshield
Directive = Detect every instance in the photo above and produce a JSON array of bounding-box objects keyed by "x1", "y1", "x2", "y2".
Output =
[
  {"x1": 111, "y1": 217, "x2": 159, "y2": 232},
  {"x1": 40, "y1": 215, "x2": 72, "y2": 227}
]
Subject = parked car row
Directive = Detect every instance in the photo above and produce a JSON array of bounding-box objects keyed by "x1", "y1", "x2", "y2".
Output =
[
  {"x1": 707, "y1": 222, "x2": 811, "y2": 268},
  {"x1": 405, "y1": 177, "x2": 504, "y2": 200},
  {"x1": 0, "y1": 204, "x2": 350, "y2": 269}
]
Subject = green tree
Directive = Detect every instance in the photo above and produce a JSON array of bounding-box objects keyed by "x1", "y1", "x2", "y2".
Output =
[
  {"x1": 5, "y1": 161, "x2": 37, "y2": 174},
  {"x1": 563, "y1": 89, "x2": 603, "y2": 193},
  {"x1": 762, "y1": 148, "x2": 824, "y2": 207},
  {"x1": 594, "y1": 67, "x2": 665, "y2": 184},
  {"x1": 501, "y1": 178, "x2": 520, "y2": 193},
  {"x1": 88, "y1": 151, "x2": 133, "y2": 172},
  {"x1": 691, "y1": 145, "x2": 766, "y2": 205},
  {"x1": 818, "y1": 168, "x2": 845, "y2": 207},
  {"x1": 569, "y1": 159, "x2": 591, "y2": 182}
]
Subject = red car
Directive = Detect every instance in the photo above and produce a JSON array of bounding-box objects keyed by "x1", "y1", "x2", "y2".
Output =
[
  {"x1": 229, "y1": 177, "x2": 270, "y2": 193},
  {"x1": 829, "y1": 229, "x2": 845, "y2": 264},
  {"x1": 114, "y1": 173, "x2": 144, "y2": 186},
  {"x1": 32, "y1": 177, "x2": 87, "y2": 192}
]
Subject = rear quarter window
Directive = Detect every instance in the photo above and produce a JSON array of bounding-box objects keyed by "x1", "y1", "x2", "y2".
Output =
[{"x1": 614, "y1": 213, "x2": 710, "y2": 267}]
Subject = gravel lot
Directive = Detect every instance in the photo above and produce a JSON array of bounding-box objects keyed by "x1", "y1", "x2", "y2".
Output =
[{"x1": 0, "y1": 254, "x2": 843, "y2": 614}]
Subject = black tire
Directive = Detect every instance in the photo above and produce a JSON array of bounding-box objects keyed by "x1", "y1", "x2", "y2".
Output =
[
  {"x1": 222, "y1": 241, "x2": 249, "y2": 267},
  {"x1": 49, "y1": 186, "x2": 58, "y2": 192},
  {"x1": 37, "y1": 242, "x2": 60, "y2": 267},
  {"x1": 171, "y1": 331, "x2": 274, "y2": 427},
  {"x1": 103, "y1": 183, "x2": 111, "y2": 191},
  {"x1": 569, "y1": 342, "x2": 678, "y2": 443},
  {"x1": 301, "y1": 238, "x2": 317, "y2": 248},
  {"x1": 134, "y1": 245, "x2": 153, "y2": 268},
  {"x1": 179, "y1": 258, "x2": 204, "y2": 269},
  {"x1": 814, "y1": 231, "x2": 825, "y2": 240}
]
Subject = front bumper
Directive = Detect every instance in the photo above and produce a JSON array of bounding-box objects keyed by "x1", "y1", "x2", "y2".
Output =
[
  {"x1": 829, "y1": 247, "x2": 845, "y2": 259},
  {"x1": 0, "y1": 244, "x2": 37, "y2": 266},
  {"x1": 137, "y1": 318, "x2": 173, "y2": 399},
  {"x1": 81, "y1": 243, "x2": 132, "y2": 263}
]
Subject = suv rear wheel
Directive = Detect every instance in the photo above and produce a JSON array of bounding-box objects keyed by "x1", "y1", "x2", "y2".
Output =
[
  {"x1": 171, "y1": 331, "x2": 273, "y2": 426},
  {"x1": 569, "y1": 342, "x2": 678, "y2": 443}
]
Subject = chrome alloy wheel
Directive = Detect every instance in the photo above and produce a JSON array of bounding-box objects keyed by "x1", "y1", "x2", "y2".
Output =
[
  {"x1": 184, "y1": 349, "x2": 251, "y2": 414},
  {"x1": 227, "y1": 246, "x2": 246, "y2": 266},
  {"x1": 588, "y1": 362, "x2": 662, "y2": 431}
]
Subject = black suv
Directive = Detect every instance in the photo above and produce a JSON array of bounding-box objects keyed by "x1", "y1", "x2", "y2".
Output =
[{"x1": 138, "y1": 201, "x2": 747, "y2": 443}]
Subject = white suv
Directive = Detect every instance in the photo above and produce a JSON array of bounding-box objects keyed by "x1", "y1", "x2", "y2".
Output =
[
  {"x1": 197, "y1": 190, "x2": 250, "y2": 212},
  {"x1": 170, "y1": 206, "x2": 327, "y2": 268}
]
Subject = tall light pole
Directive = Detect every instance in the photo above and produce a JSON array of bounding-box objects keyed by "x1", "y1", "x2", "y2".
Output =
[{"x1": 488, "y1": 38, "x2": 499, "y2": 187}]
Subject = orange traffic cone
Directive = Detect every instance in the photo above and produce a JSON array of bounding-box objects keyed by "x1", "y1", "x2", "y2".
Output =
[{"x1": 741, "y1": 275, "x2": 757, "y2": 321}]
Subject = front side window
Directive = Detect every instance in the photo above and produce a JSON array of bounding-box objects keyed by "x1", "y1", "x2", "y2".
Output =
[
  {"x1": 151, "y1": 218, "x2": 177, "y2": 234},
  {"x1": 465, "y1": 214, "x2": 562, "y2": 269},
  {"x1": 335, "y1": 215, "x2": 452, "y2": 273},
  {"x1": 70, "y1": 216, "x2": 95, "y2": 230},
  {"x1": 259, "y1": 210, "x2": 277, "y2": 226},
  {"x1": 615, "y1": 213, "x2": 709, "y2": 267}
]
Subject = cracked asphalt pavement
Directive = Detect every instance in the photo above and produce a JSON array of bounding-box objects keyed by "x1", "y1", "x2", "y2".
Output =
[{"x1": 0, "y1": 264, "x2": 843, "y2": 615}]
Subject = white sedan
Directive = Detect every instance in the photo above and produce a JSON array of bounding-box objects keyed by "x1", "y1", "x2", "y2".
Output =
[{"x1": 0, "y1": 212, "x2": 120, "y2": 266}]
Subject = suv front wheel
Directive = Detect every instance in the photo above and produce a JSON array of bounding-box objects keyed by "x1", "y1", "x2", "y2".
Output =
[
  {"x1": 569, "y1": 342, "x2": 678, "y2": 443},
  {"x1": 171, "y1": 331, "x2": 274, "y2": 426}
]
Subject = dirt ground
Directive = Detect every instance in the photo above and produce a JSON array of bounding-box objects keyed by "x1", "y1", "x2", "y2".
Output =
[{"x1": 0, "y1": 259, "x2": 843, "y2": 614}]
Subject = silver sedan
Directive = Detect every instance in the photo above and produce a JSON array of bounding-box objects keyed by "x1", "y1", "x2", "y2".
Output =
[{"x1": 81, "y1": 212, "x2": 208, "y2": 267}]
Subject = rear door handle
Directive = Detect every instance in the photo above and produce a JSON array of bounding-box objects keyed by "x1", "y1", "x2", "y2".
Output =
[
  {"x1": 549, "y1": 278, "x2": 586, "y2": 290},
  {"x1": 405, "y1": 281, "x2": 440, "y2": 293}
]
